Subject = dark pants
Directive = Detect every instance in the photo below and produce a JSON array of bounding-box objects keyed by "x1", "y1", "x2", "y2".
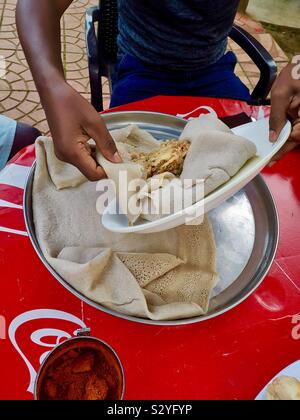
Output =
[
  {"x1": 9, "y1": 123, "x2": 40, "y2": 159},
  {"x1": 111, "y1": 51, "x2": 251, "y2": 108}
]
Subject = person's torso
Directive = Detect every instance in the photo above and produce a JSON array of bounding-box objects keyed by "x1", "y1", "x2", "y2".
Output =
[{"x1": 117, "y1": 0, "x2": 239, "y2": 70}]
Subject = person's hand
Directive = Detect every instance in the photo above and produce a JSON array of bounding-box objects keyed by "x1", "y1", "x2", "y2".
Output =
[
  {"x1": 269, "y1": 59, "x2": 300, "y2": 163},
  {"x1": 42, "y1": 81, "x2": 122, "y2": 180}
]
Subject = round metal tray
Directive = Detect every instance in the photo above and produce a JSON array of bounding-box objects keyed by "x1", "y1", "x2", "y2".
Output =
[{"x1": 23, "y1": 111, "x2": 279, "y2": 326}]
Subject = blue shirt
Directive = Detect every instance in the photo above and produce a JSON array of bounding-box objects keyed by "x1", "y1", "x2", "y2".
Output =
[
  {"x1": 0, "y1": 116, "x2": 16, "y2": 171},
  {"x1": 118, "y1": 0, "x2": 239, "y2": 71}
]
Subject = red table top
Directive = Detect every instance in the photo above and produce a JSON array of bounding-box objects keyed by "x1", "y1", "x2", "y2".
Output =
[{"x1": 1, "y1": 96, "x2": 300, "y2": 400}]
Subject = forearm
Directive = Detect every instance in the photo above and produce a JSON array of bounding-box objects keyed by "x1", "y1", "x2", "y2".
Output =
[
  {"x1": 16, "y1": 0, "x2": 120, "y2": 180},
  {"x1": 16, "y1": 0, "x2": 72, "y2": 95}
]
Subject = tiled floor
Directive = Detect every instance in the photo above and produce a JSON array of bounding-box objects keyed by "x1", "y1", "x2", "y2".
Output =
[{"x1": 0, "y1": 1, "x2": 289, "y2": 136}]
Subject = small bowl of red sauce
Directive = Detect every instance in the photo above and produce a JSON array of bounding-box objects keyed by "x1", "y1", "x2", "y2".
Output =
[{"x1": 34, "y1": 330, "x2": 125, "y2": 400}]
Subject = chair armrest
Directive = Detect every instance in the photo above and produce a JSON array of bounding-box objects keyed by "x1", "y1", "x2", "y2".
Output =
[
  {"x1": 85, "y1": 6, "x2": 103, "y2": 112},
  {"x1": 230, "y1": 24, "x2": 277, "y2": 102}
]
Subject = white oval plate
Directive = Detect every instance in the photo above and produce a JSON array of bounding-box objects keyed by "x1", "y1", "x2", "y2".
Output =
[
  {"x1": 102, "y1": 118, "x2": 291, "y2": 234},
  {"x1": 255, "y1": 360, "x2": 300, "y2": 400}
]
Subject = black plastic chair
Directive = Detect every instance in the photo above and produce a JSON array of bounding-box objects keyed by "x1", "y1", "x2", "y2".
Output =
[{"x1": 85, "y1": 1, "x2": 277, "y2": 112}]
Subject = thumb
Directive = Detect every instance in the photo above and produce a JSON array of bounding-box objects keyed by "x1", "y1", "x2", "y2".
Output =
[
  {"x1": 86, "y1": 118, "x2": 122, "y2": 163},
  {"x1": 269, "y1": 91, "x2": 290, "y2": 143}
]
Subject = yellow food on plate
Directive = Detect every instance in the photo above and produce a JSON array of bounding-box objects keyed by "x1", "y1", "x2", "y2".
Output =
[
  {"x1": 131, "y1": 139, "x2": 190, "y2": 178},
  {"x1": 266, "y1": 376, "x2": 300, "y2": 400}
]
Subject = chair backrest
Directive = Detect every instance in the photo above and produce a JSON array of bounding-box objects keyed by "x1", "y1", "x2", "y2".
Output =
[{"x1": 98, "y1": 0, "x2": 118, "y2": 64}]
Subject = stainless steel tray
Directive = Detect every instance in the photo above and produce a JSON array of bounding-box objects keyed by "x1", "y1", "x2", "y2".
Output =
[{"x1": 24, "y1": 111, "x2": 279, "y2": 326}]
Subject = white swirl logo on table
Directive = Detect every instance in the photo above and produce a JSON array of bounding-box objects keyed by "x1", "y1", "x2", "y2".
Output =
[
  {"x1": 8, "y1": 309, "x2": 86, "y2": 394},
  {"x1": 176, "y1": 105, "x2": 218, "y2": 120}
]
